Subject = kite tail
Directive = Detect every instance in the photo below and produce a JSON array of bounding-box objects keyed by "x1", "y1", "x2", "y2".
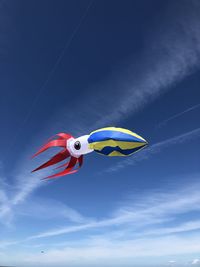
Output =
[{"x1": 32, "y1": 133, "x2": 83, "y2": 179}]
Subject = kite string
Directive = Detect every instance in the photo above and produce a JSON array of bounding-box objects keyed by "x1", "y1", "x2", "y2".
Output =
[{"x1": 4, "y1": 0, "x2": 94, "y2": 160}]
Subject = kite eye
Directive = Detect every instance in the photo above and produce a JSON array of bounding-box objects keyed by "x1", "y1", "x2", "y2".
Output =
[
  {"x1": 74, "y1": 141, "x2": 81, "y2": 150},
  {"x1": 67, "y1": 135, "x2": 93, "y2": 157}
]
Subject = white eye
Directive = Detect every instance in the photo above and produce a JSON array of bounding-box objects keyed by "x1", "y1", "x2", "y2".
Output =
[{"x1": 67, "y1": 135, "x2": 94, "y2": 158}]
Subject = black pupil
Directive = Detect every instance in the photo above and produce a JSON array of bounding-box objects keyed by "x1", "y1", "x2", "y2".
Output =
[{"x1": 74, "y1": 141, "x2": 81, "y2": 150}]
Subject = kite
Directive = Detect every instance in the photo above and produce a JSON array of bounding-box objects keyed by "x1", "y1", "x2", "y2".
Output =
[{"x1": 32, "y1": 127, "x2": 148, "y2": 179}]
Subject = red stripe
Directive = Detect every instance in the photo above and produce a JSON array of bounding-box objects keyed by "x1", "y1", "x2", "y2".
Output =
[
  {"x1": 32, "y1": 149, "x2": 70, "y2": 172},
  {"x1": 32, "y1": 139, "x2": 67, "y2": 158},
  {"x1": 46, "y1": 157, "x2": 78, "y2": 179}
]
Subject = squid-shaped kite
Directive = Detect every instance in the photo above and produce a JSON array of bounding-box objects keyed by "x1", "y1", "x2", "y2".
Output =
[{"x1": 32, "y1": 127, "x2": 148, "y2": 179}]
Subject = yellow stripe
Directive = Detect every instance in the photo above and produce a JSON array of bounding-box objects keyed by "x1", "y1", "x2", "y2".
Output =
[
  {"x1": 108, "y1": 145, "x2": 146, "y2": 157},
  {"x1": 94, "y1": 150, "x2": 127, "y2": 156},
  {"x1": 90, "y1": 127, "x2": 146, "y2": 142},
  {"x1": 108, "y1": 151, "x2": 127, "y2": 156},
  {"x1": 89, "y1": 140, "x2": 143, "y2": 150}
]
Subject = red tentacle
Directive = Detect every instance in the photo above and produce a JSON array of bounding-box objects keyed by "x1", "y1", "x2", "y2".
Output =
[
  {"x1": 55, "y1": 155, "x2": 83, "y2": 170},
  {"x1": 32, "y1": 139, "x2": 67, "y2": 158},
  {"x1": 78, "y1": 155, "x2": 83, "y2": 167},
  {"x1": 56, "y1": 133, "x2": 72, "y2": 139},
  {"x1": 32, "y1": 133, "x2": 83, "y2": 179},
  {"x1": 32, "y1": 132, "x2": 84, "y2": 179},
  {"x1": 45, "y1": 156, "x2": 78, "y2": 179},
  {"x1": 32, "y1": 149, "x2": 70, "y2": 172},
  {"x1": 32, "y1": 133, "x2": 73, "y2": 158},
  {"x1": 54, "y1": 160, "x2": 71, "y2": 170},
  {"x1": 45, "y1": 133, "x2": 73, "y2": 142}
]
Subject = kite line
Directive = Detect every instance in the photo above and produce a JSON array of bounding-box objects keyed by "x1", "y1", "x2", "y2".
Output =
[{"x1": 5, "y1": 0, "x2": 94, "y2": 159}]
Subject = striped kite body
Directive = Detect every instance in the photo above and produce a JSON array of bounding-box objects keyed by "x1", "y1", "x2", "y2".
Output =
[{"x1": 88, "y1": 127, "x2": 147, "y2": 156}]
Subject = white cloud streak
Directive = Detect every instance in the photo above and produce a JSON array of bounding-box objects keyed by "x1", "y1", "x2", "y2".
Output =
[
  {"x1": 28, "y1": 179, "x2": 200, "y2": 240},
  {"x1": 17, "y1": 197, "x2": 90, "y2": 224},
  {"x1": 7, "y1": 234, "x2": 200, "y2": 267},
  {"x1": 192, "y1": 259, "x2": 200, "y2": 265},
  {"x1": 52, "y1": 0, "x2": 200, "y2": 134},
  {"x1": 91, "y1": 0, "x2": 200, "y2": 127},
  {"x1": 141, "y1": 220, "x2": 200, "y2": 237},
  {"x1": 0, "y1": 160, "x2": 89, "y2": 227},
  {"x1": 0, "y1": 164, "x2": 43, "y2": 226},
  {"x1": 1, "y1": 176, "x2": 200, "y2": 266},
  {"x1": 3, "y1": 179, "x2": 200, "y2": 266}
]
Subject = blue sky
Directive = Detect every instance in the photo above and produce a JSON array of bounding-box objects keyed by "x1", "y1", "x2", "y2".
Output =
[{"x1": 0, "y1": 0, "x2": 200, "y2": 266}]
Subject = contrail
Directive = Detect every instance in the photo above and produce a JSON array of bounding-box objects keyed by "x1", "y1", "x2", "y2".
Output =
[{"x1": 158, "y1": 103, "x2": 200, "y2": 128}]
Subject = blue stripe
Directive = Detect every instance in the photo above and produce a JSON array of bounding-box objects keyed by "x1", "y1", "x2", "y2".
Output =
[
  {"x1": 94, "y1": 145, "x2": 145, "y2": 156},
  {"x1": 88, "y1": 130, "x2": 143, "y2": 143}
]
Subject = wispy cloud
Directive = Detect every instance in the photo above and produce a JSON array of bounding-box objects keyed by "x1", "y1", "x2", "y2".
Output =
[
  {"x1": 17, "y1": 181, "x2": 200, "y2": 266},
  {"x1": 141, "y1": 220, "x2": 200, "y2": 237},
  {"x1": 51, "y1": 0, "x2": 200, "y2": 134},
  {"x1": 0, "y1": 163, "x2": 43, "y2": 226},
  {"x1": 2, "y1": 176, "x2": 200, "y2": 266},
  {"x1": 17, "y1": 196, "x2": 90, "y2": 224},
  {"x1": 0, "y1": 158, "x2": 89, "y2": 227},
  {"x1": 11, "y1": 234, "x2": 200, "y2": 267},
  {"x1": 0, "y1": 188, "x2": 11, "y2": 224},
  {"x1": 192, "y1": 259, "x2": 200, "y2": 265},
  {"x1": 106, "y1": 127, "x2": 200, "y2": 172},
  {"x1": 90, "y1": 0, "x2": 200, "y2": 127},
  {"x1": 28, "y1": 178, "x2": 200, "y2": 240}
]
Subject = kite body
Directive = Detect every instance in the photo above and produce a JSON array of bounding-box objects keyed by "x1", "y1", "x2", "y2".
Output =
[{"x1": 32, "y1": 127, "x2": 148, "y2": 179}]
